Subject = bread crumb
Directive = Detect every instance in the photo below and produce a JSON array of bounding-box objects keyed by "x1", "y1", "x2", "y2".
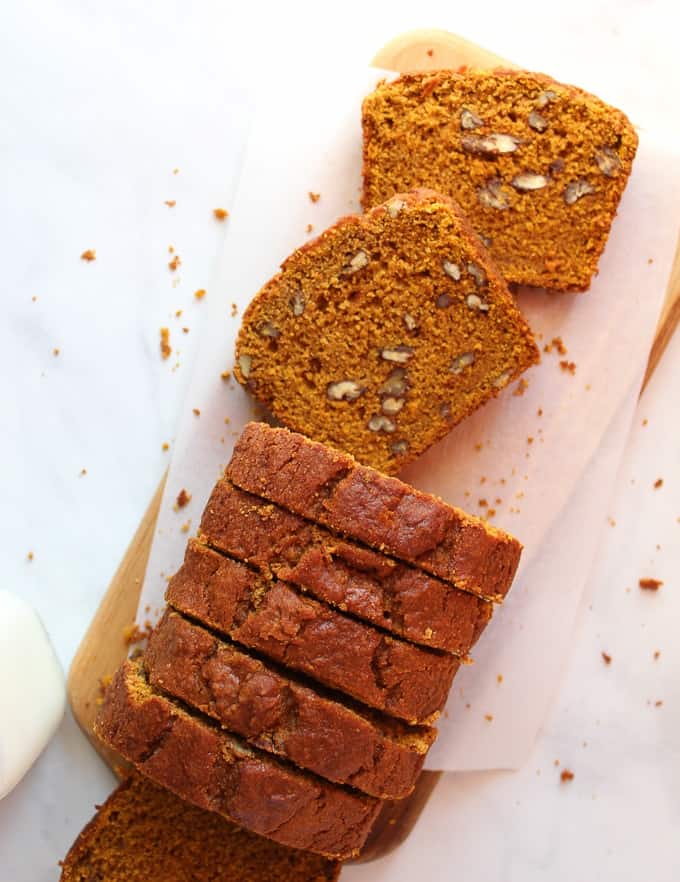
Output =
[
  {"x1": 175, "y1": 309, "x2": 183, "y2": 318},
  {"x1": 160, "y1": 327, "x2": 171, "y2": 359},
  {"x1": 231, "y1": 303, "x2": 238, "y2": 317},
  {"x1": 560, "y1": 769, "x2": 574, "y2": 783},
  {"x1": 221, "y1": 370, "x2": 231, "y2": 381},
  {"x1": 80, "y1": 468, "x2": 87, "y2": 476},
  {"x1": 162, "y1": 442, "x2": 170, "y2": 451},
  {"x1": 213, "y1": 208, "x2": 229, "y2": 221},
  {"x1": 180, "y1": 521, "x2": 191, "y2": 533},
  {"x1": 32, "y1": 296, "x2": 38, "y2": 302},
  {"x1": 123, "y1": 621, "x2": 153, "y2": 647},
  {"x1": 513, "y1": 378, "x2": 529, "y2": 396},
  {"x1": 639, "y1": 578, "x2": 663, "y2": 591},
  {"x1": 554, "y1": 759, "x2": 560, "y2": 766},
  {"x1": 27, "y1": 551, "x2": 34, "y2": 561},
  {"x1": 478, "y1": 498, "x2": 488, "y2": 507},
  {"x1": 484, "y1": 713, "x2": 493, "y2": 722},
  {"x1": 496, "y1": 674, "x2": 503, "y2": 683},
  {"x1": 168, "y1": 254, "x2": 181, "y2": 272},
  {"x1": 474, "y1": 442, "x2": 483, "y2": 452},
  {"x1": 653, "y1": 650, "x2": 660, "y2": 660},
  {"x1": 654, "y1": 478, "x2": 663, "y2": 489},
  {"x1": 53, "y1": 348, "x2": 60, "y2": 357},
  {"x1": 164, "y1": 200, "x2": 176, "y2": 207},
  {"x1": 486, "y1": 508, "x2": 496, "y2": 518},
  {"x1": 194, "y1": 288, "x2": 206, "y2": 301},
  {"x1": 601, "y1": 651, "x2": 612, "y2": 665},
  {"x1": 537, "y1": 408, "x2": 543, "y2": 416},
  {"x1": 308, "y1": 192, "x2": 321, "y2": 203},
  {"x1": 544, "y1": 336, "x2": 567, "y2": 355},
  {"x1": 175, "y1": 488, "x2": 191, "y2": 509},
  {"x1": 192, "y1": 408, "x2": 201, "y2": 416},
  {"x1": 426, "y1": 48, "x2": 434, "y2": 57},
  {"x1": 607, "y1": 516, "x2": 616, "y2": 527},
  {"x1": 80, "y1": 249, "x2": 96, "y2": 262},
  {"x1": 424, "y1": 627, "x2": 433, "y2": 639},
  {"x1": 306, "y1": 223, "x2": 314, "y2": 233},
  {"x1": 642, "y1": 418, "x2": 648, "y2": 427},
  {"x1": 655, "y1": 700, "x2": 664, "y2": 707},
  {"x1": 527, "y1": 436, "x2": 534, "y2": 445},
  {"x1": 172, "y1": 168, "x2": 179, "y2": 175},
  {"x1": 182, "y1": 327, "x2": 189, "y2": 334},
  {"x1": 560, "y1": 360, "x2": 577, "y2": 375}
]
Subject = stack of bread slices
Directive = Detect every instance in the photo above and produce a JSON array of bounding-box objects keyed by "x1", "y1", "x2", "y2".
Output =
[{"x1": 90, "y1": 423, "x2": 522, "y2": 862}]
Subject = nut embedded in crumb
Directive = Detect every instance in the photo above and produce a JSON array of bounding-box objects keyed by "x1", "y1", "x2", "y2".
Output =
[
  {"x1": 160, "y1": 327, "x2": 171, "y2": 360},
  {"x1": 194, "y1": 289, "x2": 206, "y2": 300},
  {"x1": 80, "y1": 249, "x2": 96, "y2": 262},
  {"x1": 175, "y1": 488, "x2": 191, "y2": 509},
  {"x1": 213, "y1": 208, "x2": 229, "y2": 221},
  {"x1": 639, "y1": 578, "x2": 663, "y2": 591},
  {"x1": 560, "y1": 769, "x2": 574, "y2": 783},
  {"x1": 308, "y1": 191, "x2": 321, "y2": 203},
  {"x1": 601, "y1": 651, "x2": 612, "y2": 665}
]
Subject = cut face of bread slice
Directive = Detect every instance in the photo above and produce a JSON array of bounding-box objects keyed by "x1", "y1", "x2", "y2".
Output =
[
  {"x1": 362, "y1": 71, "x2": 637, "y2": 291},
  {"x1": 94, "y1": 660, "x2": 380, "y2": 860},
  {"x1": 60, "y1": 772, "x2": 340, "y2": 882},
  {"x1": 165, "y1": 540, "x2": 459, "y2": 724},
  {"x1": 226, "y1": 422, "x2": 522, "y2": 601},
  {"x1": 234, "y1": 189, "x2": 538, "y2": 473},
  {"x1": 145, "y1": 609, "x2": 436, "y2": 799},
  {"x1": 199, "y1": 479, "x2": 493, "y2": 654}
]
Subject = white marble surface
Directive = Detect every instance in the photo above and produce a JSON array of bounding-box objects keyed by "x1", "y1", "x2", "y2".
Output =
[{"x1": 1, "y1": 1, "x2": 679, "y2": 880}]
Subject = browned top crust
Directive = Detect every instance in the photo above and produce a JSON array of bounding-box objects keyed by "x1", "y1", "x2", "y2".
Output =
[
  {"x1": 226, "y1": 422, "x2": 522, "y2": 600},
  {"x1": 165, "y1": 540, "x2": 458, "y2": 724},
  {"x1": 95, "y1": 660, "x2": 380, "y2": 859},
  {"x1": 361, "y1": 70, "x2": 638, "y2": 291},
  {"x1": 234, "y1": 188, "x2": 538, "y2": 472},
  {"x1": 199, "y1": 479, "x2": 492, "y2": 653},
  {"x1": 60, "y1": 772, "x2": 340, "y2": 881},
  {"x1": 145, "y1": 610, "x2": 435, "y2": 799}
]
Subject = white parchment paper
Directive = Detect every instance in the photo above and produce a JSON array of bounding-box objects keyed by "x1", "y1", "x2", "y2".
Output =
[{"x1": 136, "y1": 67, "x2": 680, "y2": 771}]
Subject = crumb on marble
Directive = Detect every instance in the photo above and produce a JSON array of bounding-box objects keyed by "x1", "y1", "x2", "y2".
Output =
[
  {"x1": 231, "y1": 303, "x2": 238, "y2": 317},
  {"x1": 639, "y1": 578, "x2": 663, "y2": 591},
  {"x1": 221, "y1": 370, "x2": 231, "y2": 381},
  {"x1": 306, "y1": 223, "x2": 314, "y2": 233},
  {"x1": 192, "y1": 407, "x2": 201, "y2": 416},
  {"x1": 27, "y1": 551, "x2": 34, "y2": 562},
  {"x1": 80, "y1": 249, "x2": 96, "y2": 262},
  {"x1": 180, "y1": 521, "x2": 191, "y2": 533},
  {"x1": 654, "y1": 478, "x2": 663, "y2": 489},
  {"x1": 513, "y1": 378, "x2": 529, "y2": 396},
  {"x1": 164, "y1": 200, "x2": 176, "y2": 207},
  {"x1": 484, "y1": 714, "x2": 493, "y2": 722},
  {"x1": 560, "y1": 769, "x2": 574, "y2": 783},
  {"x1": 53, "y1": 348, "x2": 60, "y2": 357},
  {"x1": 601, "y1": 651, "x2": 612, "y2": 665},
  {"x1": 213, "y1": 208, "x2": 229, "y2": 221},
  {"x1": 194, "y1": 288, "x2": 206, "y2": 300},
  {"x1": 160, "y1": 327, "x2": 172, "y2": 359},
  {"x1": 560, "y1": 360, "x2": 577, "y2": 375},
  {"x1": 162, "y1": 442, "x2": 170, "y2": 451},
  {"x1": 653, "y1": 650, "x2": 661, "y2": 660},
  {"x1": 168, "y1": 254, "x2": 181, "y2": 272},
  {"x1": 308, "y1": 191, "x2": 321, "y2": 203}
]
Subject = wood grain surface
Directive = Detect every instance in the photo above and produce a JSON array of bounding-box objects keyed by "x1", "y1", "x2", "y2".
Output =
[{"x1": 67, "y1": 27, "x2": 680, "y2": 864}]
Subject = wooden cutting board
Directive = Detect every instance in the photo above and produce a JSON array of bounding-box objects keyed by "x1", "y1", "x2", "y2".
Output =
[{"x1": 67, "y1": 28, "x2": 680, "y2": 864}]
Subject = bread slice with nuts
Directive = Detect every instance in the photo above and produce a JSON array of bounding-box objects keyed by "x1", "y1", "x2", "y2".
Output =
[
  {"x1": 362, "y1": 70, "x2": 637, "y2": 291},
  {"x1": 234, "y1": 189, "x2": 538, "y2": 473}
]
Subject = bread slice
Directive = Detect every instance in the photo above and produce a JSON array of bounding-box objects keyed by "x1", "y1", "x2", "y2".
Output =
[
  {"x1": 166, "y1": 540, "x2": 459, "y2": 724},
  {"x1": 94, "y1": 660, "x2": 380, "y2": 859},
  {"x1": 362, "y1": 71, "x2": 637, "y2": 291},
  {"x1": 145, "y1": 609, "x2": 436, "y2": 799},
  {"x1": 234, "y1": 189, "x2": 538, "y2": 472},
  {"x1": 60, "y1": 772, "x2": 340, "y2": 881},
  {"x1": 199, "y1": 480, "x2": 492, "y2": 654},
  {"x1": 226, "y1": 422, "x2": 522, "y2": 600}
]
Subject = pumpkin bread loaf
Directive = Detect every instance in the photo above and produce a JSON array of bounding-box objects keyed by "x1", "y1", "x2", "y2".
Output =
[
  {"x1": 145, "y1": 610, "x2": 435, "y2": 799},
  {"x1": 362, "y1": 70, "x2": 637, "y2": 291},
  {"x1": 199, "y1": 480, "x2": 492, "y2": 654},
  {"x1": 234, "y1": 189, "x2": 538, "y2": 472},
  {"x1": 95, "y1": 660, "x2": 380, "y2": 859},
  {"x1": 60, "y1": 773, "x2": 340, "y2": 882},
  {"x1": 166, "y1": 540, "x2": 459, "y2": 724},
  {"x1": 226, "y1": 422, "x2": 522, "y2": 600}
]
